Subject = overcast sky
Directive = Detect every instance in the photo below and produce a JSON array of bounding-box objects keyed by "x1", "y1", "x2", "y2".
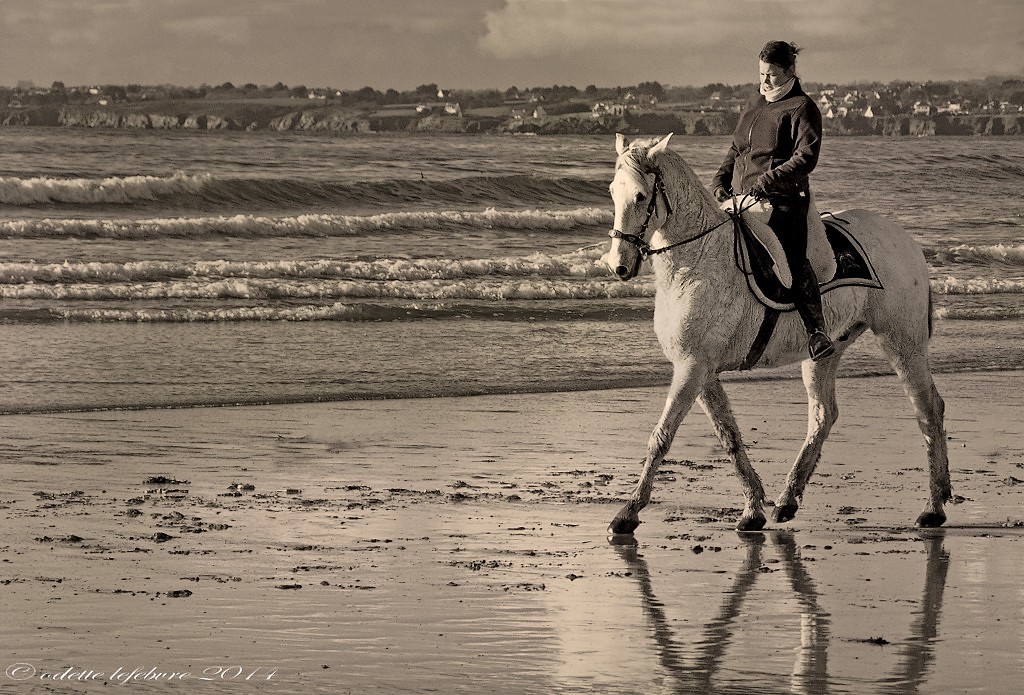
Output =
[{"x1": 2, "y1": 0, "x2": 1022, "y2": 90}]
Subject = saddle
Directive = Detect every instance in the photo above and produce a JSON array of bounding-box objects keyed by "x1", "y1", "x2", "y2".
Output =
[{"x1": 725, "y1": 194, "x2": 883, "y2": 312}]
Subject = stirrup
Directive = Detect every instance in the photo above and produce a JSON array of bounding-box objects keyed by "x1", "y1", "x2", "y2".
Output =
[{"x1": 808, "y1": 330, "x2": 835, "y2": 361}]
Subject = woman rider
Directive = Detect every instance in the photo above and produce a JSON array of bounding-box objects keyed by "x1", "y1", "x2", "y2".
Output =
[{"x1": 712, "y1": 40, "x2": 835, "y2": 361}]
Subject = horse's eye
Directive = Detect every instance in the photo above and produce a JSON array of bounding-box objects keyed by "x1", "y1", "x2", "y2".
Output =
[{"x1": 635, "y1": 192, "x2": 647, "y2": 204}]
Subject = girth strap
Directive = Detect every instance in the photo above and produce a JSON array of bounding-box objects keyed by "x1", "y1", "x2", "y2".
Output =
[{"x1": 739, "y1": 307, "x2": 780, "y2": 370}]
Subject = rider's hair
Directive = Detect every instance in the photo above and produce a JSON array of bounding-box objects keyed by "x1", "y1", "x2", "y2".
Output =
[{"x1": 759, "y1": 41, "x2": 801, "y2": 70}]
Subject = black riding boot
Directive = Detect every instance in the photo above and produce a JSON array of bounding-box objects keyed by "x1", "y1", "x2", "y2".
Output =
[
  {"x1": 792, "y1": 260, "x2": 834, "y2": 361},
  {"x1": 768, "y1": 194, "x2": 835, "y2": 362}
]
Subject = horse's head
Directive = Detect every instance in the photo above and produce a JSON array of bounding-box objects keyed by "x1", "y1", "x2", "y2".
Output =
[{"x1": 605, "y1": 133, "x2": 674, "y2": 281}]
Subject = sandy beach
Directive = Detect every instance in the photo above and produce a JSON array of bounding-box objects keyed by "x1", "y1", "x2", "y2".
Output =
[{"x1": 2, "y1": 370, "x2": 1023, "y2": 694}]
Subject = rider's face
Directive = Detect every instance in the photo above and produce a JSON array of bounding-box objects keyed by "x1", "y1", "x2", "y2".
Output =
[{"x1": 759, "y1": 60, "x2": 793, "y2": 90}]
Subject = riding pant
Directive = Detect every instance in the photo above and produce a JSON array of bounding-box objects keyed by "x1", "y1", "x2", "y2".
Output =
[{"x1": 767, "y1": 193, "x2": 827, "y2": 333}]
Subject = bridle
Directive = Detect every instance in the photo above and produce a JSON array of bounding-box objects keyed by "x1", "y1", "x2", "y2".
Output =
[
  {"x1": 607, "y1": 171, "x2": 674, "y2": 259},
  {"x1": 607, "y1": 170, "x2": 753, "y2": 262}
]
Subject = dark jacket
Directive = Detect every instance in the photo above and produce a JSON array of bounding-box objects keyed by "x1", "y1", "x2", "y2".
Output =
[{"x1": 712, "y1": 80, "x2": 822, "y2": 198}]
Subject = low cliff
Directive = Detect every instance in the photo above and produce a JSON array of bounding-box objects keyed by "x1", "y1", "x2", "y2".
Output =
[{"x1": 1, "y1": 102, "x2": 1022, "y2": 136}]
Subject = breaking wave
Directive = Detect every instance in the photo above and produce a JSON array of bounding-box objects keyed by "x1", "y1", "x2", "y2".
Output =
[
  {"x1": 0, "y1": 172, "x2": 609, "y2": 209},
  {"x1": 928, "y1": 243, "x2": 1024, "y2": 267},
  {"x1": 0, "y1": 207, "x2": 611, "y2": 239},
  {"x1": 0, "y1": 248, "x2": 610, "y2": 283}
]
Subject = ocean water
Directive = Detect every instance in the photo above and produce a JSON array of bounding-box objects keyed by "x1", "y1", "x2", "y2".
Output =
[{"x1": 0, "y1": 128, "x2": 1022, "y2": 413}]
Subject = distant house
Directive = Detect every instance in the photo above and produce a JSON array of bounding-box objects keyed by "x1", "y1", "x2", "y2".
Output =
[
  {"x1": 413, "y1": 102, "x2": 463, "y2": 118},
  {"x1": 592, "y1": 102, "x2": 626, "y2": 118},
  {"x1": 913, "y1": 101, "x2": 934, "y2": 115},
  {"x1": 510, "y1": 105, "x2": 546, "y2": 121}
]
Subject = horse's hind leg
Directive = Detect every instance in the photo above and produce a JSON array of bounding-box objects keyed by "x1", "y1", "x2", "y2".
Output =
[
  {"x1": 879, "y1": 338, "x2": 952, "y2": 527},
  {"x1": 774, "y1": 346, "x2": 844, "y2": 523},
  {"x1": 698, "y1": 376, "x2": 766, "y2": 531}
]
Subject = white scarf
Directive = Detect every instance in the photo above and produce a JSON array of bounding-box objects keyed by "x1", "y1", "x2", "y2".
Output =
[{"x1": 760, "y1": 77, "x2": 796, "y2": 103}]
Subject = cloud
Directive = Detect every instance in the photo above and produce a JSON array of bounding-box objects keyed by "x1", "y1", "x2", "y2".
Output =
[
  {"x1": 163, "y1": 16, "x2": 252, "y2": 46},
  {"x1": 478, "y1": 0, "x2": 1024, "y2": 84},
  {"x1": 480, "y1": 0, "x2": 900, "y2": 59},
  {"x1": 480, "y1": 0, "x2": 728, "y2": 59},
  {"x1": 0, "y1": 0, "x2": 1020, "y2": 89}
]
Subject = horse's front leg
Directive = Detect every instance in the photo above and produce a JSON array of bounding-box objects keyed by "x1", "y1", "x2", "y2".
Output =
[
  {"x1": 698, "y1": 376, "x2": 767, "y2": 531},
  {"x1": 609, "y1": 361, "x2": 707, "y2": 535}
]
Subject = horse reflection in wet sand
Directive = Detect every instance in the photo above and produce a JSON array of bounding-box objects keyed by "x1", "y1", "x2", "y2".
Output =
[
  {"x1": 613, "y1": 532, "x2": 950, "y2": 694},
  {"x1": 604, "y1": 134, "x2": 951, "y2": 534}
]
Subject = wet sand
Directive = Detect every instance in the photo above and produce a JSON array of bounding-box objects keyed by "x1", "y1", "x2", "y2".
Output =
[{"x1": 1, "y1": 371, "x2": 1023, "y2": 693}]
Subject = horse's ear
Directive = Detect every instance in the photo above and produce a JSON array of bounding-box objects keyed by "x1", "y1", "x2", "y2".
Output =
[
  {"x1": 615, "y1": 133, "x2": 629, "y2": 155},
  {"x1": 648, "y1": 133, "x2": 674, "y2": 156}
]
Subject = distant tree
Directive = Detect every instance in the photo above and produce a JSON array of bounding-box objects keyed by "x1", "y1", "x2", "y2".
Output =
[
  {"x1": 51, "y1": 81, "x2": 66, "y2": 92},
  {"x1": 106, "y1": 85, "x2": 127, "y2": 102},
  {"x1": 637, "y1": 81, "x2": 665, "y2": 100},
  {"x1": 354, "y1": 86, "x2": 382, "y2": 104},
  {"x1": 415, "y1": 83, "x2": 439, "y2": 99},
  {"x1": 584, "y1": 84, "x2": 598, "y2": 98},
  {"x1": 925, "y1": 81, "x2": 951, "y2": 99},
  {"x1": 290, "y1": 85, "x2": 307, "y2": 97}
]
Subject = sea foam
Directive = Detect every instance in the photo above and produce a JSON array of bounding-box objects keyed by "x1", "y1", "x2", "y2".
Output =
[{"x1": 0, "y1": 207, "x2": 612, "y2": 239}]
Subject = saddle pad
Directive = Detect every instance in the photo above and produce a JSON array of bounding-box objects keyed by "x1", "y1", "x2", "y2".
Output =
[{"x1": 735, "y1": 212, "x2": 884, "y2": 312}]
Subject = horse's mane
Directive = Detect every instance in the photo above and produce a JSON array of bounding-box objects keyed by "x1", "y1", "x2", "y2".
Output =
[
  {"x1": 619, "y1": 139, "x2": 707, "y2": 194},
  {"x1": 618, "y1": 137, "x2": 721, "y2": 225}
]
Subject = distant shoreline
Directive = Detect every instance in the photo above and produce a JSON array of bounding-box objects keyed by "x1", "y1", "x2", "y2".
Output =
[{"x1": 2, "y1": 101, "x2": 1022, "y2": 136}]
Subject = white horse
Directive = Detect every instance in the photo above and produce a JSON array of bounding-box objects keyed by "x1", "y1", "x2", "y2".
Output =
[{"x1": 604, "y1": 133, "x2": 950, "y2": 534}]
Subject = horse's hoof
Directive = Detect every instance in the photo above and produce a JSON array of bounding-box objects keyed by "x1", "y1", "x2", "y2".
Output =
[
  {"x1": 736, "y1": 513, "x2": 767, "y2": 532},
  {"x1": 607, "y1": 534, "x2": 639, "y2": 547},
  {"x1": 773, "y1": 503, "x2": 799, "y2": 524},
  {"x1": 608, "y1": 515, "x2": 641, "y2": 536},
  {"x1": 916, "y1": 510, "x2": 946, "y2": 528}
]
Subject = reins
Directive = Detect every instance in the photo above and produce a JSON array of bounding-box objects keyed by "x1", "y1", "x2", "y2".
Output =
[{"x1": 608, "y1": 172, "x2": 759, "y2": 261}]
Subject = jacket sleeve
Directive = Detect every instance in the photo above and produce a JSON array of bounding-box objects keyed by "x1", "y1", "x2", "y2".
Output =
[
  {"x1": 757, "y1": 99, "x2": 821, "y2": 194},
  {"x1": 712, "y1": 141, "x2": 739, "y2": 193}
]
